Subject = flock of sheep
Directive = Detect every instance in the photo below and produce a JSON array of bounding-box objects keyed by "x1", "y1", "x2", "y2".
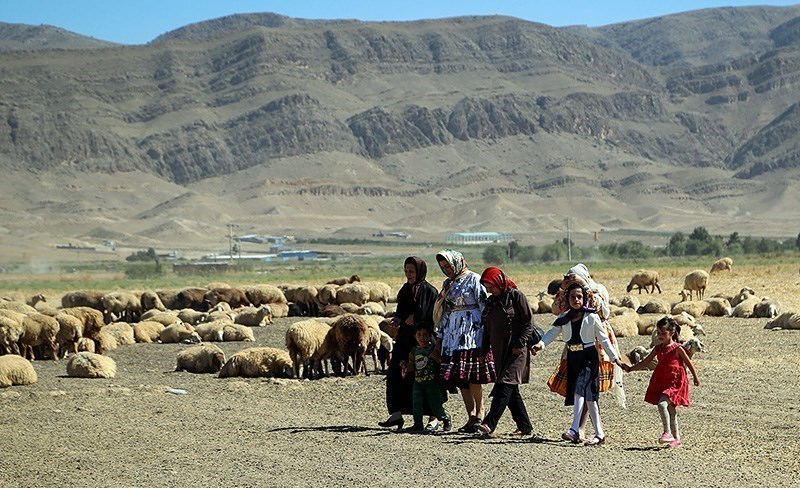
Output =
[
  {"x1": 1, "y1": 258, "x2": 799, "y2": 389},
  {"x1": 0, "y1": 275, "x2": 396, "y2": 387}
]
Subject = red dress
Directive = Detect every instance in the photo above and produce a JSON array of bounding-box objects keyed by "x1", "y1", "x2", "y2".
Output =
[{"x1": 645, "y1": 342, "x2": 690, "y2": 407}]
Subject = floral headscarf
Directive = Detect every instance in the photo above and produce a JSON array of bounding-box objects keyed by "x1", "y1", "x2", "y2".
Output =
[{"x1": 435, "y1": 249, "x2": 468, "y2": 280}]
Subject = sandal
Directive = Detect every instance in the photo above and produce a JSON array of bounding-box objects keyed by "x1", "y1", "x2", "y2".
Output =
[
  {"x1": 510, "y1": 428, "x2": 532, "y2": 436},
  {"x1": 584, "y1": 435, "x2": 606, "y2": 447},
  {"x1": 561, "y1": 429, "x2": 580, "y2": 443}
]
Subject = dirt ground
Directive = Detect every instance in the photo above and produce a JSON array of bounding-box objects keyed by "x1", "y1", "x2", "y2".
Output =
[
  {"x1": 0, "y1": 311, "x2": 798, "y2": 487},
  {"x1": 2, "y1": 264, "x2": 800, "y2": 487}
]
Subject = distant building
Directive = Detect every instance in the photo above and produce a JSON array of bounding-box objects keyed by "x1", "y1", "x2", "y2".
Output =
[{"x1": 446, "y1": 232, "x2": 513, "y2": 245}]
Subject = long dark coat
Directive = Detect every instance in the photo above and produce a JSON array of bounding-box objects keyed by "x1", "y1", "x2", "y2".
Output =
[{"x1": 482, "y1": 288, "x2": 534, "y2": 385}]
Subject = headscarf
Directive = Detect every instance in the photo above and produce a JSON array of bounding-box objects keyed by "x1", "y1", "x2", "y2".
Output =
[
  {"x1": 435, "y1": 249, "x2": 467, "y2": 280},
  {"x1": 480, "y1": 267, "x2": 517, "y2": 293},
  {"x1": 553, "y1": 281, "x2": 596, "y2": 326},
  {"x1": 403, "y1": 256, "x2": 428, "y2": 300}
]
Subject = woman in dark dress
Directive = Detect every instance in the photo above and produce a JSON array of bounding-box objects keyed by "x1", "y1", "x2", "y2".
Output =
[
  {"x1": 378, "y1": 256, "x2": 439, "y2": 430},
  {"x1": 475, "y1": 267, "x2": 535, "y2": 437}
]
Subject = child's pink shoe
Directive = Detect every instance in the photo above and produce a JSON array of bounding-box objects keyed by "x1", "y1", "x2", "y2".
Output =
[
  {"x1": 658, "y1": 432, "x2": 675, "y2": 444},
  {"x1": 667, "y1": 439, "x2": 683, "y2": 448}
]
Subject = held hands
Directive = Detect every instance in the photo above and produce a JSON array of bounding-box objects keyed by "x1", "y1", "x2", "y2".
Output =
[{"x1": 529, "y1": 342, "x2": 543, "y2": 356}]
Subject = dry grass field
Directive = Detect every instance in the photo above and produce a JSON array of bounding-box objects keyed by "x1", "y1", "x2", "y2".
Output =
[{"x1": 1, "y1": 261, "x2": 799, "y2": 487}]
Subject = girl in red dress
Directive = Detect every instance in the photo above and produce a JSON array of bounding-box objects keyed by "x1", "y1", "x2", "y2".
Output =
[{"x1": 624, "y1": 317, "x2": 700, "y2": 448}]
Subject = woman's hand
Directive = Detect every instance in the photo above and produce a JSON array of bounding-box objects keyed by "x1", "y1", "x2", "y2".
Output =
[
  {"x1": 693, "y1": 377, "x2": 700, "y2": 387},
  {"x1": 529, "y1": 342, "x2": 543, "y2": 356}
]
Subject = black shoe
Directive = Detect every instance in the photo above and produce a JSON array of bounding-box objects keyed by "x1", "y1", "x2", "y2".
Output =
[
  {"x1": 442, "y1": 418, "x2": 452, "y2": 432},
  {"x1": 457, "y1": 415, "x2": 480, "y2": 433},
  {"x1": 406, "y1": 424, "x2": 425, "y2": 433},
  {"x1": 378, "y1": 417, "x2": 404, "y2": 430}
]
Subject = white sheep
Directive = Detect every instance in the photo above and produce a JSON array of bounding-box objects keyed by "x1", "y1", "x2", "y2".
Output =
[
  {"x1": 101, "y1": 291, "x2": 143, "y2": 322},
  {"x1": 140, "y1": 290, "x2": 167, "y2": 312},
  {"x1": 132, "y1": 321, "x2": 166, "y2": 343},
  {"x1": 66, "y1": 352, "x2": 116, "y2": 378},
  {"x1": 608, "y1": 311, "x2": 639, "y2": 337},
  {"x1": 316, "y1": 284, "x2": 338, "y2": 307},
  {"x1": 626, "y1": 270, "x2": 662, "y2": 294},
  {"x1": 221, "y1": 323, "x2": 255, "y2": 342},
  {"x1": 682, "y1": 270, "x2": 709, "y2": 300},
  {"x1": 671, "y1": 299, "x2": 708, "y2": 319},
  {"x1": 160, "y1": 322, "x2": 201, "y2": 344},
  {"x1": 140, "y1": 311, "x2": 181, "y2": 326},
  {"x1": 0, "y1": 313, "x2": 25, "y2": 355},
  {"x1": 335, "y1": 283, "x2": 371, "y2": 306},
  {"x1": 193, "y1": 319, "x2": 232, "y2": 342},
  {"x1": 104, "y1": 322, "x2": 135, "y2": 346},
  {"x1": 243, "y1": 285, "x2": 287, "y2": 306},
  {"x1": 732, "y1": 296, "x2": 760, "y2": 318},
  {"x1": 54, "y1": 312, "x2": 85, "y2": 356},
  {"x1": 618, "y1": 295, "x2": 641, "y2": 311},
  {"x1": 177, "y1": 308, "x2": 209, "y2": 325},
  {"x1": 362, "y1": 281, "x2": 392, "y2": 306},
  {"x1": 0, "y1": 355, "x2": 37, "y2": 387},
  {"x1": 76, "y1": 337, "x2": 96, "y2": 353},
  {"x1": 356, "y1": 302, "x2": 386, "y2": 316},
  {"x1": 0, "y1": 300, "x2": 37, "y2": 315},
  {"x1": 710, "y1": 257, "x2": 733, "y2": 273},
  {"x1": 232, "y1": 305, "x2": 273, "y2": 327},
  {"x1": 764, "y1": 312, "x2": 800, "y2": 330},
  {"x1": 218, "y1": 347, "x2": 293, "y2": 378},
  {"x1": 730, "y1": 287, "x2": 755, "y2": 307},
  {"x1": 267, "y1": 302, "x2": 289, "y2": 318},
  {"x1": 175, "y1": 344, "x2": 226, "y2": 373},
  {"x1": 19, "y1": 313, "x2": 60, "y2": 360},
  {"x1": 704, "y1": 297, "x2": 733, "y2": 317},
  {"x1": 285, "y1": 319, "x2": 332, "y2": 378},
  {"x1": 637, "y1": 298, "x2": 671, "y2": 315}
]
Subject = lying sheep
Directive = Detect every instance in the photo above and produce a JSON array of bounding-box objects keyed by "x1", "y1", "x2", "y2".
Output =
[
  {"x1": 285, "y1": 319, "x2": 332, "y2": 378},
  {"x1": 104, "y1": 322, "x2": 135, "y2": 346},
  {"x1": 316, "y1": 284, "x2": 338, "y2": 307},
  {"x1": 618, "y1": 295, "x2": 641, "y2": 311},
  {"x1": 671, "y1": 299, "x2": 708, "y2": 319},
  {"x1": 0, "y1": 355, "x2": 37, "y2": 387},
  {"x1": 194, "y1": 321, "x2": 254, "y2": 342},
  {"x1": 732, "y1": 296, "x2": 760, "y2": 318},
  {"x1": 335, "y1": 283, "x2": 371, "y2": 306},
  {"x1": 704, "y1": 297, "x2": 732, "y2": 317},
  {"x1": 752, "y1": 297, "x2": 781, "y2": 319},
  {"x1": 764, "y1": 312, "x2": 800, "y2": 330},
  {"x1": 177, "y1": 308, "x2": 209, "y2": 325},
  {"x1": 710, "y1": 257, "x2": 733, "y2": 273},
  {"x1": 320, "y1": 304, "x2": 347, "y2": 317},
  {"x1": 176, "y1": 344, "x2": 226, "y2": 374},
  {"x1": 268, "y1": 302, "x2": 289, "y2": 318},
  {"x1": 650, "y1": 323, "x2": 694, "y2": 348},
  {"x1": 327, "y1": 274, "x2": 360, "y2": 286},
  {"x1": 76, "y1": 337, "x2": 96, "y2": 353},
  {"x1": 66, "y1": 352, "x2": 116, "y2": 378},
  {"x1": 536, "y1": 294, "x2": 554, "y2": 314},
  {"x1": 132, "y1": 321, "x2": 166, "y2": 343},
  {"x1": 222, "y1": 324, "x2": 255, "y2": 342},
  {"x1": 0, "y1": 300, "x2": 38, "y2": 315},
  {"x1": 608, "y1": 311, "x2": 639, "y2": 337},
  {"x1": 233, "y1": 305, "x2": 273, "y2": 327},
  {"x1": 160, "y1": 322, "x2": 201, "y2": 344},
  {"x1": 356, "y1": 302, "x2": 386, "y2": 316},
  {"x1": 637, "y1": 298, "x2": 671, "y2": 315},
  {"x1": 682, "y1": 270, "x2": 709, "y2": 300},
  {"x1": 626, "y1": 270, "x2": 662, "y2": 294},
  {"x1": 218, "y1": 347, "x2": 293, "y2": 378},
  {"x1": 730, "y1": 287, "x2": 755, "y2": 307},
  {"x1": 627, "y1": 337, "x2": 705, "y2": 371},
  {"x1": 141, "y1": 311, "x2": 182, "y2": 326}
]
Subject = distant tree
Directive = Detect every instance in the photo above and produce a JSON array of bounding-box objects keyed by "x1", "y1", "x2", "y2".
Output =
[
  {"x1": 726, "y1": 232, "x2": 741, "y2": 247},
  {"x1": 796, "y1": 232, "x2": 800, "y2": 249},
  {"x1": 515, "y1": 245, "x2": 538, "y2": 263},
  {"x1": 668, "y1": 232, "x2": 686, "y2": 256},
  {"x1": 483, "y1": 246, "x2": 505, "y2": 265},
  {"x1": 507, "y1": 241, "x2": 521, "y2": 262}
]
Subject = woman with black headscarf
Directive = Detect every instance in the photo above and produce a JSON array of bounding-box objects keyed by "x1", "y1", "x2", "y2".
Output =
[{"x1": 378, "y1": 256, "x2": 440, "y2": 430}]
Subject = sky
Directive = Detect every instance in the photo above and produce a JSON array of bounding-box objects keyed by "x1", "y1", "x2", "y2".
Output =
[{"x1": 2, "y1": 1, "x2": 799, "y2": 45}]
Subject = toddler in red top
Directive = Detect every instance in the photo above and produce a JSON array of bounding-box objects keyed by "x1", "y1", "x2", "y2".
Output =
[{"x1": 623, "y1": 317, "x2": 700, "y2": 448}]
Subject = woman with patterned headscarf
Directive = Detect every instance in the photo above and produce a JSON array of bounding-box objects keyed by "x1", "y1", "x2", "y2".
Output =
[
  {"x1": 435, "y1": 249, "x2": 495, "y2": 433},
  {"x1": 473, "y1": 267, "x2": 536, "y2": 438},
  {"x1": 378, "y1": 256, "x2": 440, "y2": 431},
  {"x1": 531, "y1": 281, "x2": 626, "y2": 446}
]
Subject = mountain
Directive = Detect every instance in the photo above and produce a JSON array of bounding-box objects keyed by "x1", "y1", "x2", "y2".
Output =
[
  {"x1": 1, "y1": 7, "x2": 799, "y2": 263},
  {"x1": 0, "y1": 22, "x2": 118, "y2": 52}
]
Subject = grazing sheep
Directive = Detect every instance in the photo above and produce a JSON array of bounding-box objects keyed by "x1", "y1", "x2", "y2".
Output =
[
  {"x1": 671, "y1": 300, "x2": 708, "y2": 319},
  {"x1": 285, "y1": 319, "x2": 332, "y2": 378},
  {"x1": 626, "y1": 270, "x2": 662, "y2": 294},
  {"x1": 204, "y1": 288, "x2": 251, "y2": 309},
  {"x1": 176, "y1": 344, "x2": 226, "y2": 374},
  {"x1": 101, "y1": 291, "x2": 143, "y2": 322},
  {"x1": 218, "y1": 347, "x2": 293, "y2": 378},
  {"x1": 732, "y1": 296, "x2": 760, "y2": 318},
  {"x1": 132, "y1": 321, "x2": 166, "y2": 343},
  {"x1": 730, "y1": 287, "x2": 755, "y2": 307},
  {"x1": 58, "y1": 307, "x2": 105, "y2": 338},
  {"x1": 232, "y1": 306, "x2": 273, "y2": 327},
  {"x1": 710, "y1": 257, "x2": 733, "y2": 274},
  {"x1": 243, "y1": 285, "x2": 287, "y2": 306},
  {"x1": 318, "y1": 314, "x2": 371, "y2": 376},
  {"x1": 19, "y1": 313, "x2": 60, "y2": 361},
  {"x1": 327, "y1": 274, "x2": 361, "y2": 286},
  {"x1": 104, "y1": 322, "x2": 135, "y2": 346},
  {"x1": 704, "y1": 297, "x2": 733, "y2": 317},
  {"x1": 0, "y1": 313, "x2": 25, "y2": 355},
  {"x1": 682, "y1": 270, "x2": 709, "y2": 300},
  {"x1": 160, "y1": 322, "x2": 201, "y2": 344},
  {"x1": 764, "y1": 312, "x2": 800, "y2": 330},
  {"x1": 335, "y1": 283, "x2": 371, "y2": 306},
  {"x1": 753, "y1": 297, "x2": 781, "y2": 319},
  {"x1": 60, "y1": 291, "x2": 105, "y2": 311},
  {"x1": 66, "y1": 352, "x2": 116, "y2": 378},
  {"x1": 0, "y1": 355, "x2": 37, "y2": 387},
  {"x1": 637, "y1": 298, "x2": 671, "y2": 315},
  {"x1": 608, "y1": 311, "x2": 639, "y2": 337},
  {"x1": 155, "y1": 290, "x2": 181, "y2": 310},
  {"x1": 283, "y1": 286, "x2": 319, "y2": 316},
  {"x1": 316, "y1": 284, "x2": 338, "y2": 307},
  {"x1": 140, "y1": 290, "x2": 167, "y2": 312},
  {"x1": 57, "y1": 307, "x2": 105, "y2": 354}
]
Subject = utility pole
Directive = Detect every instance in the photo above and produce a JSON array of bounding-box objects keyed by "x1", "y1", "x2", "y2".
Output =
[
  {"x1": 567, "y1": 217, "x2": 572, "y2": 262},
  {"x1": 226, "y1": 223, "x2": 238, "y2": 262}
]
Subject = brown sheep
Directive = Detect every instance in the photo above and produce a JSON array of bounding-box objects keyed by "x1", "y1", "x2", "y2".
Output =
[
  {"x1": 174, "y1": 288, "x2": 209, "y2": 311},
  {"x1": 318, "y1": 314, "x2": 370, "y2": 376},
  {"x1": 327, "y1": 274, "x2": 361, "y2": 286},
  {"x1": 710, "y1": 257, "x2": 733, "y2": 274},
  {"x1": 626, "y1": 270, "x2": 662, "y2": 294},
  {"x1": 140, "y1": 290, "x2": 167, "y2": 312},
  {"x1": 60, "y1": 291, "x2": 105, "y2": 311}
]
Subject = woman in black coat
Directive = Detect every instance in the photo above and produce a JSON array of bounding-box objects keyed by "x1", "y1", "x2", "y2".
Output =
[{"x1": 378, "y1": 256, "x2": 439, "y2": 430}]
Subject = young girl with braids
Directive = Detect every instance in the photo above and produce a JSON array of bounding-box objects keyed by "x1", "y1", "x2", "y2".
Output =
[{"x1": 623, "y1": 317, "x2": 700, "y2": 448}]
